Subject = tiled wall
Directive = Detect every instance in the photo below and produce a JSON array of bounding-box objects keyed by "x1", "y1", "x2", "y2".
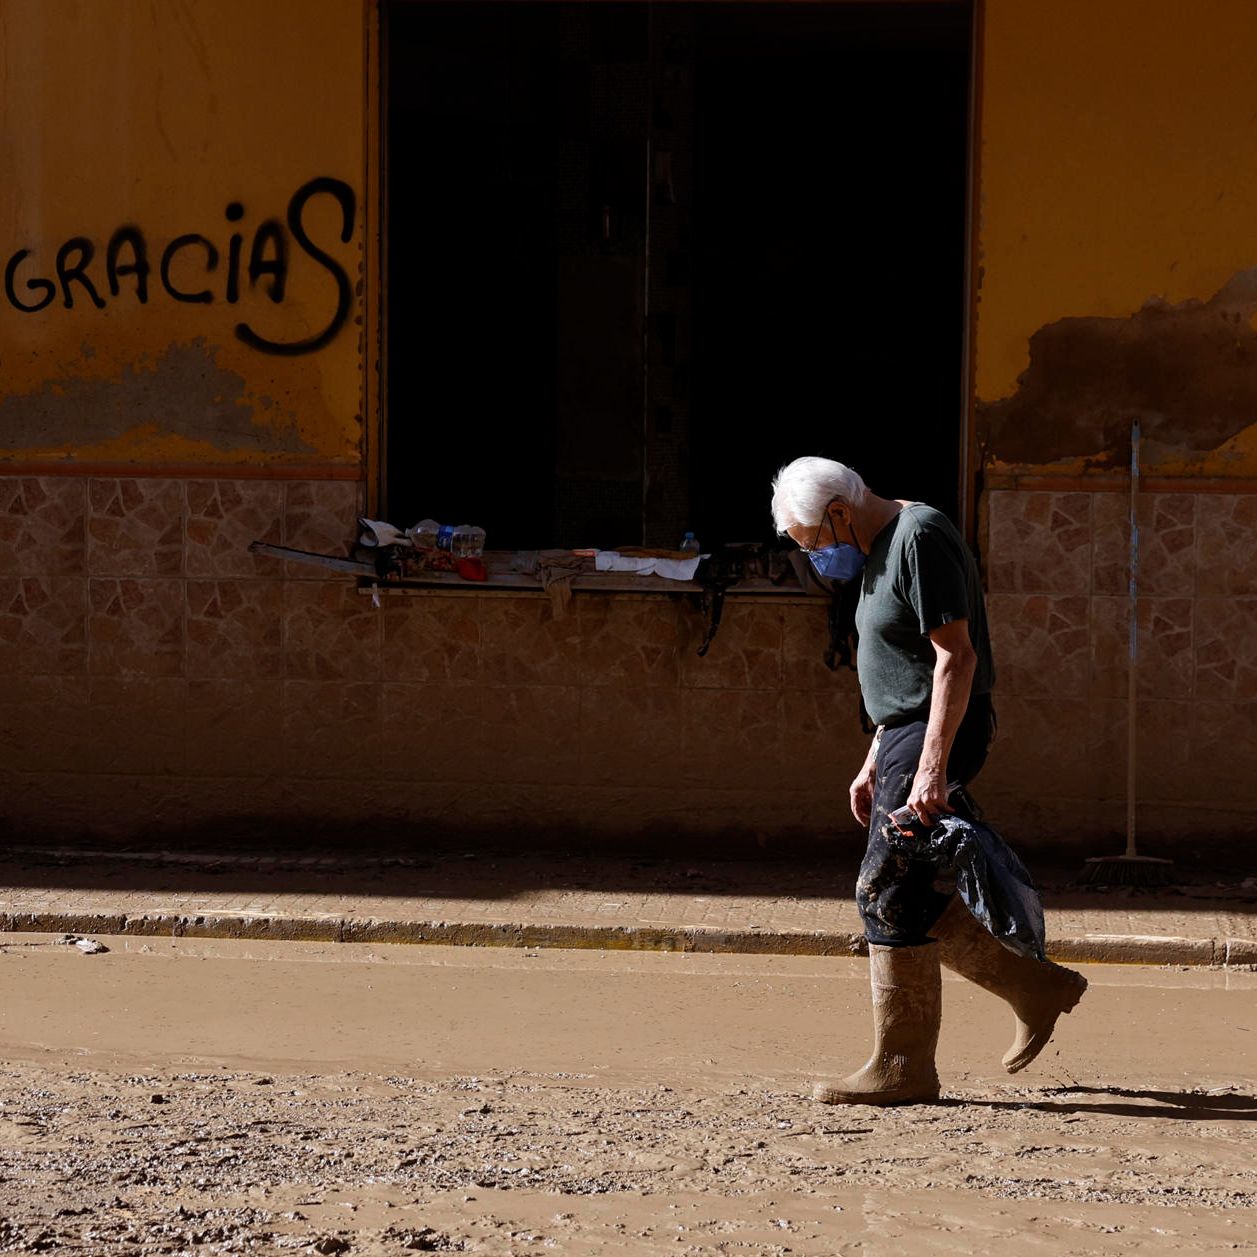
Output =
[
  {"x1": 3, "y1": 474, "x2": 1249, "y2": 851},
  {"x1": 981, "y1": 488, "x2": 1257, "y2": 848},
  {"x1": 0, "y1": 474, "x2": 864, "y2": 848}
]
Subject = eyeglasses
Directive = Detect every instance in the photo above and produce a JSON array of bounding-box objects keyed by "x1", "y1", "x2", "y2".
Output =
[{"x1": 797, "y1": 497, "x2": 842, "y2": 553}]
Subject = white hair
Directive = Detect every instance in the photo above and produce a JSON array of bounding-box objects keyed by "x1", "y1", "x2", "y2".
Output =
[{"x1": 771, "y1": 457, "x2": 868, "y2": 534}]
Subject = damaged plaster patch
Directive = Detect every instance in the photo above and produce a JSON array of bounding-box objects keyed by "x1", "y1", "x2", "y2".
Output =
[
  {"x1": 979, "y1": 269, "x2": 1257, "y2": 467},
  {"x1": 0, "y1": 338, "x2": 312, "y2": 455}
]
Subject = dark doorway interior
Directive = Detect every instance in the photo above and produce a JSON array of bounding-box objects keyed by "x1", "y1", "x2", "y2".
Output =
[
  {"x1": 386, "y1": 4, "x2": 565, "y2": 549},
  {"x1": 385, "y1": 2, "x2": 971, "y2": 548},
  {"x1": 690, "y1": 4, "x2": 970, "y2": 537}
]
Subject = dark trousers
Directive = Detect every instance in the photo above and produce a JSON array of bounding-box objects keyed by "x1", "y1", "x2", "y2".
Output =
[{"x1": 856, "y1": 694, "x2": 995, "y2": 947}]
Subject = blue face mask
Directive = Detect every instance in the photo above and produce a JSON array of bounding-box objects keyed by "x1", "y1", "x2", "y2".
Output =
[{"x1": 808, "y1": 543, "x2": 866, "y2": 584}]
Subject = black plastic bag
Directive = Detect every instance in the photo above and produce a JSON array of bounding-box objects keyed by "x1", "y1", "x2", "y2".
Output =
[{"x1": 888, "y1": 814, "x2": 1047, "y2": 961}]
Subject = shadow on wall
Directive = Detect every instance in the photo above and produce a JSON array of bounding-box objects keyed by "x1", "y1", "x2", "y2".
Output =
[{"x1": 979, "y1": 268, "x2": 1257, "y2": 469}]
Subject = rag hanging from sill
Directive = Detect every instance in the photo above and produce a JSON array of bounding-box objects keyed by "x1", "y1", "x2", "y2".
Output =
[{"x1": 536, "y1": 552, "x2": 592, "y2": 616}]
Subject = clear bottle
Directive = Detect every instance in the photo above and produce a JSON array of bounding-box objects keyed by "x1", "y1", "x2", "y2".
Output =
[
  {"x1": 679, "y1": 531, "x2": 700, "y2": 555},
  {"x1": 463, "y1": 526, "x2": 486, "y2": 558},
  {"x1": 450, "y1": 525, "x2": 474, "y2": 558},
  {"x1": 408, "y1": 518, "x2": 440, "y2": 549}
]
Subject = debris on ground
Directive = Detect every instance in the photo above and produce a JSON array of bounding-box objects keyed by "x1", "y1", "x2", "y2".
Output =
[
  {"x1": 0, "y1": 1061, "x2": 1253, "y2": 1255},
  {"x1": 54, "y1": 935, "x2": 109, "y2": 955}
]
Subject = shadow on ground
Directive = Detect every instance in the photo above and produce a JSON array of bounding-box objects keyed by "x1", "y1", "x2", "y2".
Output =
[{"x1": 960, "y1": 1085, "x2": 1257, "y2": 1122}]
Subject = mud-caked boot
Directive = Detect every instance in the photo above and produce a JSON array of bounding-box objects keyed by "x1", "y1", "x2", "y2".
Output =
[
  {"x1": 812, "y1": 942, "x2": 942, "y2": 1106},
  {"x1": 933, "y1": 894, "x2": 1087, "y2": 1074}
]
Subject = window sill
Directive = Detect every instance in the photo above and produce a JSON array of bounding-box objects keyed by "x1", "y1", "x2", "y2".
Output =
[{"x1": 357, "y1": 569, "x2": 825, "y2": 605}]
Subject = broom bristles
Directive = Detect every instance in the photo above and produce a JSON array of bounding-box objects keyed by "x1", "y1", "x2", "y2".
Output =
[{"x1": 1080, "y1": 854, "x2": 1175, "y2": 887}]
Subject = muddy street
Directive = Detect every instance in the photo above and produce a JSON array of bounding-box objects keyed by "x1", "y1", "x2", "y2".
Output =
[{"x1": 1, "y1": 934, "x2": 1255, "y2": 1255}]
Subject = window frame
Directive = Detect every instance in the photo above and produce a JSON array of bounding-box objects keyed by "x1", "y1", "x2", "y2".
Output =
[{"x1": 367, "y1": 0, "x2": 982, "y2": 578}]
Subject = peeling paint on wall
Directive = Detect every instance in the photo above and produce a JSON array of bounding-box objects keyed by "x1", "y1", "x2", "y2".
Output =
[
  {"x1": 0, "y1": 338, "x2": 312, "y2": 456},
  {"x1": 979, "y1": 270, "x2": 1257, "y2": 472},
  {"x1": 976, "y1": 0, "x2": 1257, "y2": 480},
  {"x1": 0, "y1": 0, "x2": 368, "y2": 472}
]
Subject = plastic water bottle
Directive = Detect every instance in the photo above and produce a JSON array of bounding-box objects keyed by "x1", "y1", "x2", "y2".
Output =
[
  {"x1": 451, "y1": 525, "x2": 480, "y2": 558},
  {"x1": 408, "y1": 518, "x2": 440, "y2": 549},
  {"x1": 679, "y1": 531, "x2": 700, "y2": 555},
  {"x1": 449, "y1": 525, "x2": 487, "y2": 558}
]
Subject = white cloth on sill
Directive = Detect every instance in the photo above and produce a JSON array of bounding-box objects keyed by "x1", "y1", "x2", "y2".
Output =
[
  {"x1": 358, "y1": 517, "x2": 410, "y2": 548},
  {"x1": 594, "y1": 551, "x2": 703, "y2": 581}
]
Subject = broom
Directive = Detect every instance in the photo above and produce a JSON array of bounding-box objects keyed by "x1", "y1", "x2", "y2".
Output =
[{"x1": 1081, "y1": 417, "x2": 1174, "y2": 887}]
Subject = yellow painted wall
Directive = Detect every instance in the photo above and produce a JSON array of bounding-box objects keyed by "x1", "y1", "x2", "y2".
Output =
[
  {"x1": 976, "y1": 0, "x2": 1257, "y2": 478},
  {"x1": 0, "y1": 0, "x2": 368, "y2": 470},
  {"x1": 11, "y1": 0, "x2": 1257, "y2": 481}
]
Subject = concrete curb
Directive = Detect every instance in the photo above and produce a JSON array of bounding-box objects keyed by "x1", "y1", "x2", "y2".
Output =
[{"x1": 2, "y1": 908, "x2": 1253, "y2": 967}]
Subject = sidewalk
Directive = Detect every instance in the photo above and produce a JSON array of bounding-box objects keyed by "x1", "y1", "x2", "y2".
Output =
[{"x1": 1, "y1": 845, "x2": 1255, "y2": 966}]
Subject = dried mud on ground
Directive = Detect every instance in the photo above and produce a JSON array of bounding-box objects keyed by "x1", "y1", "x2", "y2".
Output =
[
  {"x1": 2, "y1": 1062, "x2": 1256, "y2": 1256},
  {"x1": 1, "y1": 936, "x2": 1256, "y2": 1255}
]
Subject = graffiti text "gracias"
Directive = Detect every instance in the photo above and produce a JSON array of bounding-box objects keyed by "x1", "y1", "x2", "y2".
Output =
[{"x1": 3, "y1": 177, "x2": 356, "y2": 357}]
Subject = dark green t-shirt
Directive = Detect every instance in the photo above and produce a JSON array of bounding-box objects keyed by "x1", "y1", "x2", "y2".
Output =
[{"x1": 853, "y1": 503, "x2": 995, "y2": 727}]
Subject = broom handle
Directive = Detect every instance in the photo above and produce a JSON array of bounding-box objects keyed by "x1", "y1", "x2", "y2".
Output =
[{"x1": 1126, "y1": 419, "x2": 1140, "y2": 859}]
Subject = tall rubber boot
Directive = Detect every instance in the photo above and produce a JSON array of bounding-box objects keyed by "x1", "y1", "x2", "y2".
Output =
[
  {"x1": 812, "y1": 942, "x2": 941, "y2": 1106},
  {"x1": 932, "y1": 894, "x2": 1087, "y2": 1074}
]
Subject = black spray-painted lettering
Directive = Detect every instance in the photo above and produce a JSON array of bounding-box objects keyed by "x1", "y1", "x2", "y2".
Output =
[
  {"x1": 225, "y1": 202, "x2": 245, "y2": 305},
  {"x1": 106, "y1": 227, "x2": 150, "y2": 304},
  {"x1": 248, "y1": 220, "x2": 287, "y2": 303},
  {"x1": 2, "y1": 176, "x2": 356, "y2": 356},
  {"x1": 235, "y1": 178, "x2": 356, "y2": 356},
  {"x1": 161, "y1": 234, "x2": 219, "y2": 304},
  {"x1": 56, "y1": 237, "x2": 107, "y2": 310},
  {"x1": 4, "y1": 250, "x2": 55, "y2": 313}
]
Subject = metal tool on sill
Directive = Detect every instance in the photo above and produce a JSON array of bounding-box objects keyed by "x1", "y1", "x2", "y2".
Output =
[{"x1": 248, "y1": 540, "x2": 401, "y2": 579}]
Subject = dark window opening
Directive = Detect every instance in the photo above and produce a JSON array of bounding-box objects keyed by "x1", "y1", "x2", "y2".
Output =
[{"x1": 385, "y1": 2, "x2": 972, "y2": 551}]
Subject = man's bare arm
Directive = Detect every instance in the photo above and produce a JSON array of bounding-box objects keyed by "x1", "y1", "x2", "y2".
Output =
[{"x1": 906, "y1": 619, "x2": 977, "y2": 826}]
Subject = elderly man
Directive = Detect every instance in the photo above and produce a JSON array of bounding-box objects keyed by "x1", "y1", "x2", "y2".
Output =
[{"x1": 772, "y1": 457, "x2": 1086, "y2": 1106}]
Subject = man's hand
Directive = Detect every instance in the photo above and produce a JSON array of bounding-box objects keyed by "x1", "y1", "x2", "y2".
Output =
[
  {"x1": 849, "y1": 762, "x2": 876, "y2": 827},
  {"x1": 906, "y1": 765, "x2": 952, "y2": 828}
]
